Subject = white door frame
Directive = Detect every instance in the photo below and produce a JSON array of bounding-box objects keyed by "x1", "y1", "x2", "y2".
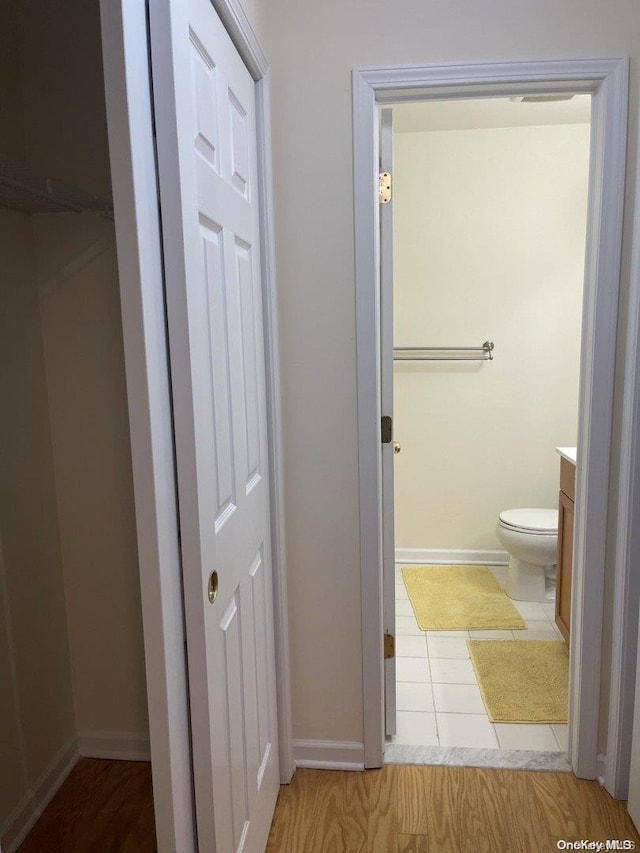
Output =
[
  {"x1": 353, "y1": 57, "x2": 631, "y2": 776},
  {"x1": 100, "y1": 2, "x2": 293, "y2": 850},
  {"x1": 606, "y1": 134, "x2": 640, "y2": 799},
  {"x1": 379, "y1": 108, "x2": 396, "y2": 737}
]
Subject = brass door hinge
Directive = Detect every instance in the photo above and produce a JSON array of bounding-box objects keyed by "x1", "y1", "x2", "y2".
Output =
[
  {"x1": 379, "y1": 171, "x2": 391, "y2": 204},
  {"x1": 381, "y1": 415, "x2": 392, "y2": 444},
  {"x1": 384, "y1": 632, "x2": 395, "y2": 659}
]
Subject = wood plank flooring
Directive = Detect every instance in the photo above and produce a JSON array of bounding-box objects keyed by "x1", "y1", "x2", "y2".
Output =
[
  {"x1": 18, "y1": 758, "x2": 156, "y2": 852},
  {"x1": 266, "y1": 765, "x2": 640, "y2": 853},
  {"x1": 17, "y1": 759, "x2": 640, "y2": 853}
]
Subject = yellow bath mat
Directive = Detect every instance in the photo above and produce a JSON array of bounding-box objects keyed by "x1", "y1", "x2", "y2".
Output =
[
  {"x1": 401, "y1": 565, "x2": 525, "y2": 631},
  {"x1": 468, "y1": 640, "x2": 569, "y2": 723}
]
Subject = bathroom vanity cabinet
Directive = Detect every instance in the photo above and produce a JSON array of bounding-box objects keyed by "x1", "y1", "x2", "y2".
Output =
[{"x1": 556, "y1": 454, "x2": 576, "y2": 642}]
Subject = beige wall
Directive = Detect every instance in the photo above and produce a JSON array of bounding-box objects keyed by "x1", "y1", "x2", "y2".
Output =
[
  {"x1": 261, "y1": 0, "x2": 640, "y2": 748},
  {"x1": 393, "y1": 123, "x2": 589, "y2": 552},
  {"x1": 0, "y1": 4, "x2": 77, "y2": 832},
  {"x1": 19, "y1": 0, "x2": 147, "y2": 737},
  {"x1": 239, "y1": 0, "x2": 266, "y2": 47},
  {"x1": 35, "y1": 214, "x2": 148, "y2": 737},
  {"x1": 0, "y1": 210, "x2": 76, "y2": 828}
]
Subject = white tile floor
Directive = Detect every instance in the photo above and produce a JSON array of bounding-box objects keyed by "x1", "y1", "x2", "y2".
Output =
[{"x1": 390, "y1": 564, "x2": 568, "y2": 752}]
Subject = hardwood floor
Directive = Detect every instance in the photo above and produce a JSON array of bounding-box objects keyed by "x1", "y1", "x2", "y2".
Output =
[
  {"x1": 266, "y1": 765, "x2": 640, "y2": 853},
  {"x1": 18, "y1": 759, "x2": 156, "y2": 852},
  {"x1": 17, "y1": 759, "x2": 639, "y2": 852}
]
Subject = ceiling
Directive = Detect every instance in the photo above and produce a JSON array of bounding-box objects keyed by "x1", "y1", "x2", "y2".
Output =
[{"x1": 392, "y1": 95, "x2": 591, "y2": 133}]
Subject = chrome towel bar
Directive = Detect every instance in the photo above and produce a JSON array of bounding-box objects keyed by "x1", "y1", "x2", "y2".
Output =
[{"x1": 393, "y1": 341, "x2": 494, "y2": 362}]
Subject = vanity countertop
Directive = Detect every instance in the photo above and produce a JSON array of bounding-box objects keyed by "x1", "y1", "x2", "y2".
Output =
[{"x1": 556, "y1": 446, "x2": 577, "y2": 466}]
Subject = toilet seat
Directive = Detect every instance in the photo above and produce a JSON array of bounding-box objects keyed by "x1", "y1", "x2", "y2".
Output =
[{"x1": 498, "y1": 508, "x2": 558, "y2": 535}]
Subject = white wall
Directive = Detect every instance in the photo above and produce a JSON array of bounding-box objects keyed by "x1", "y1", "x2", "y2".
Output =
[
  {"x1": 261, "y1": 0, "x2": 640, "y2": 750},
  {"x1": 393, "y1": 123, "x2": 589, "y2": 552}
]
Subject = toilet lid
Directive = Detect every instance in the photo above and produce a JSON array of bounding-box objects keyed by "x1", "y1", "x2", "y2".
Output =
[{"x1": 499, "y1": 508, "x2": 558, "y2": 533}]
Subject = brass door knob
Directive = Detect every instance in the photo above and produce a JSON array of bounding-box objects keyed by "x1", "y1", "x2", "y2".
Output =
[
  {"x1": 208, "y1": 571, "x2": 219, "y2": 603},
  {"x1": 393, "y1": 441, "x2": 401, "y2": 454}
]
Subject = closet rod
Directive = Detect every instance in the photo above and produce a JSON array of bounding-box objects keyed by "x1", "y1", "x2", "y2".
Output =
[{"x1": 394, "y1": 341, "x2": 494, "y2": 361}]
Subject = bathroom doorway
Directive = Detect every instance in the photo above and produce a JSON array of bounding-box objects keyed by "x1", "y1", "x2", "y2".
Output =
[
  {"x1": 385, "y1": 95, "x2": 590, "y2": 762},
  {"x1": 353, "y1": 58, "x2": 629, "y2": 777}
]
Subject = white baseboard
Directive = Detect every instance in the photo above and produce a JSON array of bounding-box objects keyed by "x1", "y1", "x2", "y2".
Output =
[
  {"x1": 78, "y1": 731, "x2": 151, "y2": 761},
  {"x1": 395, "y1": 548, "x2": 509, "y2": 566},
  {"x1": 597, "y1": 753, "x2": 607, "y2": 785},
  {"x1": 293, "y1": 740, "x2": 365, "y2": 771},
  {"x1": 0, "y1": 737, "x2": 79, "y2": 853}
]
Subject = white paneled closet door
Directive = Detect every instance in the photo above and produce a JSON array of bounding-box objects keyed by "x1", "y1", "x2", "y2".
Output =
[{"x1": 149, "y1": 0, "x2": 280, "y2": 849}]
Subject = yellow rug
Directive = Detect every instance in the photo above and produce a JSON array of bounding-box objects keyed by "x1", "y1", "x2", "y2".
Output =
[
  {"x1": 401, "y1": 565, "x2": 525, "y2": 630},
  {"x1": 468, "y1": 640, "x2": 569, "y2": 723}
]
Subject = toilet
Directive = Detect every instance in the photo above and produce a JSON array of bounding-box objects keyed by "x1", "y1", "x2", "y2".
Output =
[{"x1": 495, "y1": 508, "x2": 559, "y2": 602}]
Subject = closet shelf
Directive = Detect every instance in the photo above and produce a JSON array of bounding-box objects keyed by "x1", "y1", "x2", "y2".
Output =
[{"x1": 0, "y1": 156, "x2": 113, "y2": 216}]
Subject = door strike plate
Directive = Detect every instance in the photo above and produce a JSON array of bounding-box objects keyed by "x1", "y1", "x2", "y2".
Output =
[
  {"x1": 379, "y1": 171, "x2": 391, "y2": 204},
  {"x1": 384, "y1": 632, "x2": 395, "y2": 660},
  {"x1": 381, "y1": 415, "x2": 393, "y2": 444}
]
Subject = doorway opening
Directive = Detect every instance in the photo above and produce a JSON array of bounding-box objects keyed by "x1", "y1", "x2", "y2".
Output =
[
  {"x1": 385, "y1": 95, "x2": 590, "y2": 762},
  {"x1": 353, "y1": 58, "x2": 628, "y2": 777}
]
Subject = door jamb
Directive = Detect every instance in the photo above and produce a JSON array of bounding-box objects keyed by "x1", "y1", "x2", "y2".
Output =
[
  {"x1": 352, "y1": 58, "x2": 630, "y2": 776},
  {"x1": 605, "y1": 147, "x2": 640, "y2": 798},
  {"x1": 100, "y1": 1, "x2": 293, "y2": 849},
  {"x1": 100, "y1": 3, "x2": 195, "y2": 849}
]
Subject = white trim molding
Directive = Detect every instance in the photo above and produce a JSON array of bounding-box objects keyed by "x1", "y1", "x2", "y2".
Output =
[
  {"x1": 0, "y1": 738, "x2": 79, "y2": 853},
  {"x1": 353, "y1": 58, "x2": 629, "y2": 775},
  {"x1": 0, "y1": 730, "x2": 154, "y2": 853},
  {"x1": 210, "y1": 3, "x2": 296, "y2": 782},
  {"x1": 78, "y1": 731, "x2": 152, "y2": 762},
  {"x1": 293, "y1": 740, "x2": 365, "y2": 772},
  {"x1": 100, "y1": 3, "x2": 196, "y2": 851},
  {"x1": 254, "y1": 69, "x2": 295, "y2": 786},
  {"x1": 212, "y1": 0, "x2": 267, "y2": 80},
  {"x1": 604, "y1": 113, "x2": 640, "y2": 799},
  {"x1": 395, "y1": 549, "x2": 508, "y2": 566},
  {"x1": 598, "y1": 754, "x2": 608, "y2": 786}
]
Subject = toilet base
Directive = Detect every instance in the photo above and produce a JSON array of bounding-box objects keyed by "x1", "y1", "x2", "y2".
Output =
[{"x1": 506, "y1": 557, "x2": 556, "y2": 603}]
